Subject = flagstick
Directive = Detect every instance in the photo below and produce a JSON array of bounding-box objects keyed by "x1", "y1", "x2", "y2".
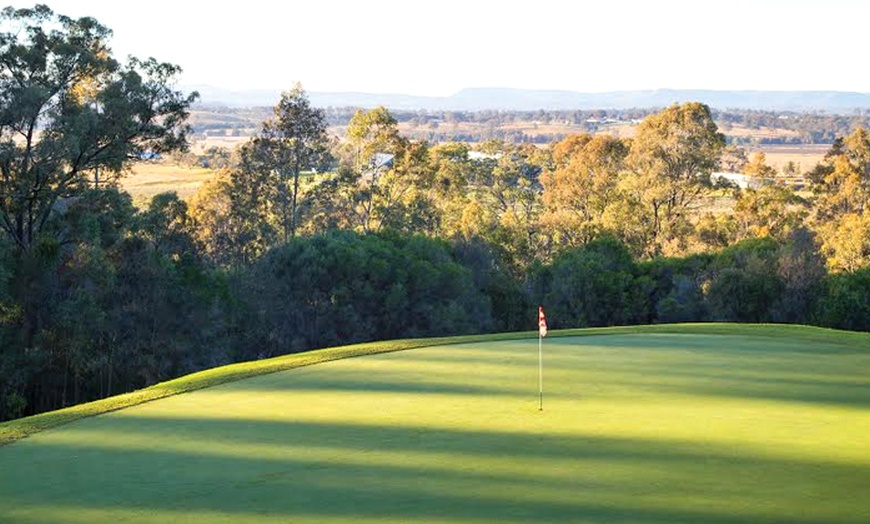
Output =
[{"x1": 538, "y1": 332, "x2": 543, "y2": 411}]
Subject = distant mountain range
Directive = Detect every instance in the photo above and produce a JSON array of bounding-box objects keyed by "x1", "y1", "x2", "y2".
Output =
[{"x1": 188, "y1": 85, "x2": 870, "y2": 112}]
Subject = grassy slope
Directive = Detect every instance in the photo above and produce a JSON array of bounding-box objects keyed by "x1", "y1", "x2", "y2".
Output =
[
  {"x1": 0, "y1": 324, "x2": 868, "y2": 523},
  {"x1": 1, "y1": 323, "x2": 866, "y2": 447}
]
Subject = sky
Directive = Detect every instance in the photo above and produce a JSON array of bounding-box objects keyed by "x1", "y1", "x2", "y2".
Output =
[{"x1": 8, "y1": 0, "x2": 870, "y2": 95}]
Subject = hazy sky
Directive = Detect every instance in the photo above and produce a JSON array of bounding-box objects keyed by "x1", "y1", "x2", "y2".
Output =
[{"x1": 10, "y1": 0, "x2": 870, "y2": 95}]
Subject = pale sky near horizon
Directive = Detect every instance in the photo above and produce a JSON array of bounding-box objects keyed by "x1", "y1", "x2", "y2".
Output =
[{"x1": 7, "y1": 0, "x2": 869, "y2": 95}]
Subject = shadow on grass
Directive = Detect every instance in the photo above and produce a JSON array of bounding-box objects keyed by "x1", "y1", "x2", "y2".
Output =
[
  {"x1": 1, "y1": 415, "x2": 868, "y2": 523},
  {"x1": 230, "y1": 334, "x2": 870, "y2": 409}
]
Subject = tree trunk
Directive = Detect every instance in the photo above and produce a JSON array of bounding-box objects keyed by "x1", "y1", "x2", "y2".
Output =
[{"x1": 291, "y1": 166, "x2": 299, "y2": 238}]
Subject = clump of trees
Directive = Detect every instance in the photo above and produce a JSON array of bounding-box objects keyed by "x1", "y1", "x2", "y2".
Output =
[{"x1": 2, "y1": 5, "x2": 870, "y2": 423}]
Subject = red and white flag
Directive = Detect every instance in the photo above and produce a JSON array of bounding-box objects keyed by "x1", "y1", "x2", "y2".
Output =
[{"x1": 538, "y1": 306, "x2": 548, "y2": 338}]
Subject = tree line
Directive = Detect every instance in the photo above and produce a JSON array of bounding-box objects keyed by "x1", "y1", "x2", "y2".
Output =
[
  {"x1": 189, "y1": 105, "x2": 870, "y2": 148},
  {"x1": 1, "y1": 5, "x2": 869, "y2": 422}
]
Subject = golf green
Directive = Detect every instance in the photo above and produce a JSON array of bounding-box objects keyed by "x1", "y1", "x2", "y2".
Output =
[{"x1": 1, "y1": 332, "x2": 869, "y2": 523}]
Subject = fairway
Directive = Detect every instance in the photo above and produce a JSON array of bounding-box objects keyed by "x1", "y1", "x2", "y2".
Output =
[{"x1": 1, "y1": 331, "x2": 869, "y2": 523}]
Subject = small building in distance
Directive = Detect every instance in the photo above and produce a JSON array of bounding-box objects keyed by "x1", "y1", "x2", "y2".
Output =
[
  {"x1": 710, "y1": 172, "x2": 768, "y2": 190},
  {"x1": 371, "y1": 153, "x2": 394, "y2": 170}
]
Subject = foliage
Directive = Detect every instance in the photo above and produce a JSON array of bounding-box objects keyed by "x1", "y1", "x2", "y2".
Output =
[
  {"x1": 536, "y1": 236, "x2": 649, "y2": 328},
  {"x1": 624, "y1": 103, "x2": 726, "y2": 256},
  {"x1": 815, "y1": 267, "x2": 870, "y2": 331},
  {"x1": 0, "y1": 4, "x2": 196, "y2": 254},
  {"x1": 743, "y1": 151, "x2": 776, "y2": 179},
  {"x1": 239, "y1": 231, "x2": 493, "y2": 357},
  {"x1": 809, "y1": 128, "x2": 870, "y2": 219},
  {"x1": 541, "y1": 134, "x2": 628, "y2": 249},
  {"x1": 254, "y1": 84, "x2": 332, "y2": 241},
  {"x1": 733, "y1": 185, "x2": 808, "y2": 241},
  {"x1": 188, "y1": 86, "x2": 331, "y2": 266},
  {"x1": 703, "y1": 238, "x2": 784, "y2": 322},
  {"x1": 305, "y1": 107, "x2": 439, "y2": 235},
  {"x1": 819, "y1": 211, "x2": 870, "y2": 272},
  {"x1": 809, "y1": 128, "x2": 870, "y2": 272},
  {"x1": 1, "y1": 7, "x2": 870, "y2": 426},
  {"x1": 640, "y1": 254, "x2": 712, "y2": 323}
]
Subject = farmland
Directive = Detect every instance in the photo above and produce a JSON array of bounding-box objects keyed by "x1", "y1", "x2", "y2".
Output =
[
  {"x1": 1, "y1": 325, "x2": 868, "y2": 523},
  {"x1": 122, "y1": 162, "x2": 217, "y2": 202},
  {"x1": 122, "y1": 108, "x2": 831, "y2": 203}
]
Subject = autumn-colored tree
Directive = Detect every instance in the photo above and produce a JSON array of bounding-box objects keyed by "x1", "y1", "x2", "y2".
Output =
[
  {"x1": 809, "y1": 128, "x2": 870, "y2": 219},
  {"x1": 733, "y1": 185, "x2": 807, "y2": 241},
  {"x1": 311, "y1": 107, "x2": 434, "y2": 234},
  {"x1": 744, "y1": 152, "x2": 777, "y2": 180},
  {"x1": 189, "y1": 171, "x2": 268, "y2": 267},
  {"x1": 624, "y1": 102, "x2": 726, "y2": 256},
  {"x1": 819, "y1": 212, "x2": 870, "y2": 272},
  {"x1": 808, "y1": 128, "x2": 870, "y2": 271},
  {"x1": 252, "y1": 84, "x2": 332, "y2": 242},
  {"x1": 541, "y1": 134, "x2": 628, "y2": 248}
]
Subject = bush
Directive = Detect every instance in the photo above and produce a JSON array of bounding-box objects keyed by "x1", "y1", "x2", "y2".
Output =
[
  {"x1": 537, "y1": 237, "x2": 648, "y2": 328},
  {"x1": 815, "y1": 268, "x2": 870, "y2": 332},
  {"x1": 241, "y1": 231, "x2": 494, "y2": 357},
  {"x1": 704, "y1": 238, "x2": 784, "y2": 322}
]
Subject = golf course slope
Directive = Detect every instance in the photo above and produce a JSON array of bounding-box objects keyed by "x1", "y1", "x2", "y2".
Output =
[{"x1": 1, "y1": 324, "x2": 868, "y2": 523}]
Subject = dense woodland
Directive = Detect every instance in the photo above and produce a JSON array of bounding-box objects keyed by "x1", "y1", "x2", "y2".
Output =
[{"x1": 1, "y1": 5, "x2": 870, "y2": 421}]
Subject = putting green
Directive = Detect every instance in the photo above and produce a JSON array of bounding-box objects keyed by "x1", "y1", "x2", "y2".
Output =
[{"x1": 1, "y1": 332, "x2": 869, "y2": 523}]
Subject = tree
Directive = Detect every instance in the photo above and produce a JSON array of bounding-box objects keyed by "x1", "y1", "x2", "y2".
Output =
[
  {"x1": 541, "y1": 133, "x2": 628, "y2": 248},
  {"x1": 254, "y1": 84, "x2": 331, "y2": 241},
  {"x1": 312, "y1": 107, "x2": 434, "y2": 235},
  {"x1": 809, "y1": 128, "x2": 870, "y2": 218},
  {"x1": 744, "y1": 152, "x2": 776, "y2": 180},
  {"x1": 704, "y1": 238, "x2": 784, "y2": 322},
  {"x1": 426, "y1": 142, "x2": 473, "y2": 236},
  {"x1": 733, "y1": 185, "x2": 807, "y2": 241},
  {"x1": 537, "y1": 236, "x2": 647, "y2": 328},
  {"x1": 625, "y1": 102, "x2": 726, "y2": 256},
  {"x1": 815, "y1": 267, "x2": 870, "y2": 331},
  {"x1": 820, "y1": 211, "x2": 870, "y2": 273},
  {"x1": 772, "y1": 227, "x2": 825, "y2": 323},
  {"x1": 463, "y1": 141, "x2": 549, "y2": 272},
  {"x1": 0, "y1": 5, "x2": 197, "y2": 254},
  {"x1": 720, "y1": 144, "x2": 748, "y2": 173},
  {"x1": 808, "y1": 128, "x2": 870, "y2": 271}
]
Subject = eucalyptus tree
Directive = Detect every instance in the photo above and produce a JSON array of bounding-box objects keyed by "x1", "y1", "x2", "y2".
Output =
[
  {"x1": 808, "y1": 128, "x2": 870, "y2": 271},
  {"x1": 624, "y1": 102, "x2": 726, "y2": 256},
  {"x1": 253, "y1": 84, "x2": 332, "y2": 241},
  {"x1": 0, "y1": 5, "x2": 196, "y2": 418},
  {"x1": 313, "y1": 106, "x2": 433, "y2": 234},
  {"x1": 541, "y1": 133, "x2": 629, "y2": 249},
  {"x1": 0, "y1": 4, "x2": 197, "y2": 254}
]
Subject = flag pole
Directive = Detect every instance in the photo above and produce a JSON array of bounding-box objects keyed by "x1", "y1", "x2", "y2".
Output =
[
  {"x1": 538, "y1": 331, "x2": 543, "y2": 411},
  {"x1": 538, "y1": 305, "x2": 546, "y2": 411}
]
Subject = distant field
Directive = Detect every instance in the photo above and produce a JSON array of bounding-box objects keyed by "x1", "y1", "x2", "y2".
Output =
[
  {"x1": 119, "y1": 140, "x2": 827, "y2": 205},
  {"x1": 752, "y1": 144, "x2": 829, "y2": 173},
  {"x1": 1, "y1": 325, "x2": 868, "y2": 523},
  {"x1": 190, "y1": 136, "x2": 249, "y2": 154},
  {"x1": 121, "y1": 162, "x2": 217, "y2": 202}
]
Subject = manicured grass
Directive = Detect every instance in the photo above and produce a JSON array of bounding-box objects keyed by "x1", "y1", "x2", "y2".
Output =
[{"x1": 1, "y1": 324, "x2": 868, "y2": 523}]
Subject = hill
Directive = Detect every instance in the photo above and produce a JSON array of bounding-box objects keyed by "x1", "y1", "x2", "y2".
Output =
[
  {"x1": 190, "y1": 84, "x2": 870, "y2": 112},
  {"x1": 1, "y1": 324, "x2": 868, "y2": 523}
]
